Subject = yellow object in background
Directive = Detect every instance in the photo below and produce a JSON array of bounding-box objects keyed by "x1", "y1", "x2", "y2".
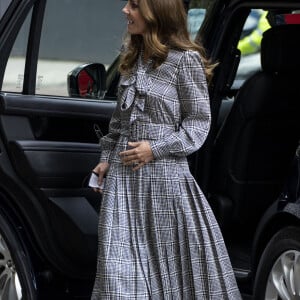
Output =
[{"x1": 238, "y1": 11, "x2": 270, "y2": 55}]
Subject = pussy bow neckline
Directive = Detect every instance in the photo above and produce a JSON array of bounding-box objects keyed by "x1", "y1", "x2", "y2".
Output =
[{"x1": 119, "y1": 54, "x2": 153, "y2": 111}]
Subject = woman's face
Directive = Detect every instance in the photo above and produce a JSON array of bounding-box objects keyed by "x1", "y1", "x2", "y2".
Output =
[{"x1": 122, "y1": 0, "x2": 147, "y2": 36}]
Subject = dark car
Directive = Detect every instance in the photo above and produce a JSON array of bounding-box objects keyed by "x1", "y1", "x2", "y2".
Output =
[{"x1": 0, "y1": 0, "x2": 300, "y2": 299}]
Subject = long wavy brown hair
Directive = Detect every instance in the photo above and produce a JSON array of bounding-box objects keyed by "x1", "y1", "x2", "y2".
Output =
[{"x1": 119, "y1": 0, "x2": 216, "y2": 82}]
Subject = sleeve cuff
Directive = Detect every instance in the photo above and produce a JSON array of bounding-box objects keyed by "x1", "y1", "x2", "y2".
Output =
[
  {"x1": 99, "y1": 149, "x2": 111, "y2": 162},
  {"x1": 150, "y1": 140, "x2": 169, "y2": 160}
]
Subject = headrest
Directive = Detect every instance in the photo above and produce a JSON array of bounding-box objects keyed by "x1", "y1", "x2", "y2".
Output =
[{"x1": 261, "y1": 24, "x2": 300, "y2": 74}]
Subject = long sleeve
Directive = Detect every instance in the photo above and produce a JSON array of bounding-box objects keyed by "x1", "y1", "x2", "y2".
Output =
[
  {"x1": 150, "y1": 50, "x2": 211, "y2": 159},
  {"x1": 99, "y1": 101, "x2": 122, "y2": 162}
]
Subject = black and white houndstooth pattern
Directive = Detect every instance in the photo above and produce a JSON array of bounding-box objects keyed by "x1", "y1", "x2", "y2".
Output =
[{"x1": 91, "y1": 50, "x2": 242, "y2": 299}]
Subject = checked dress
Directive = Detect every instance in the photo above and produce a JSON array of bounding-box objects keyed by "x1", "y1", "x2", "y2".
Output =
[{"x1": 91, "y1": 49, "x2": 242, "y2": 299}]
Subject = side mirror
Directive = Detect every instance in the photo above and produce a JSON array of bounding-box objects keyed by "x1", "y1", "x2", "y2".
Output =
[{"x1": 67, "y1": 63, "x2": 106, "y2": 99}]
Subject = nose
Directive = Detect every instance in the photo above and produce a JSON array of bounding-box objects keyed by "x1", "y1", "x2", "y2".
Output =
[{"x1": 122, "y1": 3, "x2": 129, "y2": 14}]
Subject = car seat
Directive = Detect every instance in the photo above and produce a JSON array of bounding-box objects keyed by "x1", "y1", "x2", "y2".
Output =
[{"x1": 209, "y1": 25, "x2": 300, "y2": 235}]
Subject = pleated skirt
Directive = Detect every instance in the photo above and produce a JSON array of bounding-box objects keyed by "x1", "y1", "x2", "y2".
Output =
[{"x1": 91, "y1": 137, "x2": 241, "y2": 299}]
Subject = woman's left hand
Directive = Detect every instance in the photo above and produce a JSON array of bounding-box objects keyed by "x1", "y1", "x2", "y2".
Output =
[{"x1": 119, "y1": 141, "x2": 154, "y2": 171}]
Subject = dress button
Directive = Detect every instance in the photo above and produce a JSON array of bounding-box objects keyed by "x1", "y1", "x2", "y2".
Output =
[{"x1": 121, "y1": 103, "x2": 127, "y2": 110}]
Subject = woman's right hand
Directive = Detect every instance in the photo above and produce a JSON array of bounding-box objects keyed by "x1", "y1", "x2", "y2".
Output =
[{"x1": 92, "y1": 162, "x2": 110, "y2": 193}]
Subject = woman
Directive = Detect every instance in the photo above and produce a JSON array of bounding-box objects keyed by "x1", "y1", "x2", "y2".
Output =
[{"x1": 91, "y1": 0, "x2": 241, "y2": 298}]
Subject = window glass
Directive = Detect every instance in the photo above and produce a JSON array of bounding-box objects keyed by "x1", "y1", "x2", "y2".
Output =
[
  {"x1": 235, "y1": 9, "x2": 270, "y2": 87},
  {"x1": 235, "y1": 9, "x2": 300, "y2": 88},
  {"x1": 187, "y1": 0, "x2": 212, "y2": 40},
  {"x1": 2, "y1": 9, "x2": 32, "y2": 93},
  {"x1": 0, "y1": 0, "x2": 11, "y2": 19},
  {"x1": 37, "y1": 0, "x2": 125, "y2": 97}
]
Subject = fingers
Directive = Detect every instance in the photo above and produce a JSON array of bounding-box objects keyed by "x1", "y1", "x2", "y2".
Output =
[
  {"x1": 93, "y1": 187, "x2": 103, "y2": 194},
  {"x1": 93, "y1": 162, "x2": 109, "y2": 177},
  {"x1": 127, "y1": 141, "x2": 139, "y2": 147},
  {"x1": 119, "y1": 148, "x2": 137, "y2": 160},
  {"x1": 119, "y1": 148, "x2": 139, "y2": 163},
  {"x1": 119, "y1": 141, "x2": 141, "y2": 157},
  {"x1": 120, "y1": 151, "x2": 146, "y2": 165},
  {"x1": 122, "y1": 157, "x2": 148, "y2": 171},
  {"x1": 120, "y1": 153, "x2": 142, "y2": 164},
  {"x1": 91, "y1": 162, "x2": 109, "y2": 193},
  {"x1": 119, "y1": 151, "x2": 145, "y2": 170},
  {"x1": 132, "y1": 161, "x2": 146, "y2": 171},
  {"x1": 119, "y1": 141, "x2": 154, "y2": 170}
]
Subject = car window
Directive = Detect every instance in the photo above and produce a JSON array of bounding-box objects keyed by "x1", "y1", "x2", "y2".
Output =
[
  {"x1": 187, "y1": 8, "x2": 206, "y2": 40},
  {"x1": 2, "y1": 8, "x2": 32, "y2": 93},
  {"x1": 234, "y1": 9, "x2": 270, "y2": 87},
  {"x1": 187, "y1": 0, "x2": 211, "y2": 40},
  {"x1": 2, "y1": 0, "x2": 125, "y2": 98},
  {"x1": 234, "y1": 9, "x2": 300, "y2": 88},
  {"x1": 37, "y1": 0, "x2": 125, "y2": 98},
  {"x1": 0, "y1": 0, "x2": 11, "y2": 19}
]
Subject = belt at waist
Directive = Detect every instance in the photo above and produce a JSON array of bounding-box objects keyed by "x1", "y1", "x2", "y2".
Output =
[{"x1": 120, "y1": 122, "x2": 178, "y2": 141}]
